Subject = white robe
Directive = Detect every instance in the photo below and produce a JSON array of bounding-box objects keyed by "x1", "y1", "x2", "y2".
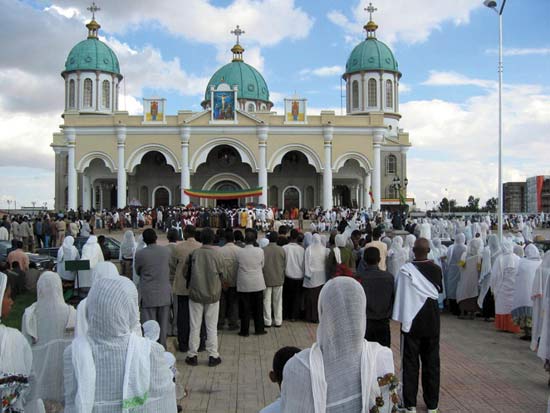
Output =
[{"x1": 531, "y1": 256, "x2": 550, "y2": 351}]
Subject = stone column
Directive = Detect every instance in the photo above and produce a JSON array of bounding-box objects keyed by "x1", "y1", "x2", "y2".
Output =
[
  {"x1": 323, "y1": 125, "x2": 334, "y2": 210},
  {"x1": 364, "y1": 173, "x2": 372, "y2": 209},
  {"x1": 76, "y1": 72, "x2": 81, "y2": 111},
  {"x1": 180, "y1": 126, "x2": 191, "y2": 205},
  {"x1": 65, "y1": 128, "x2": 77, "y2": 211},
  {"x1": 95, "y1": 71, "x2": 100, "y2": 111},
  {"x1": 92, "y1": 184, "x2": 97, "y2": 209},
  {"x1": 99, "y1": 185, "x2": 104, "y2": 210},
  {"x1": 373, "y1": 131, "x2": 384, "y2": 211},
  {"x1": 257, "y1": 125, "x2": 269, "y2": 205},
  {"x1": 361, "y1": 73, "x2": 366, "y2": 111},
  {"x1": 116, "y1": 126, "x2": 127, "y2": 208},
  {"x1": 400, "y1": 146, "x2": 409, "y2": 199},
  {"x1": 82, "y1": 174, "x2": 91, "y2": 211}
]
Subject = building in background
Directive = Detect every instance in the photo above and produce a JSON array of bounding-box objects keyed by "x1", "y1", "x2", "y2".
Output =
[
  {"x1": 525, "y1": 176, "x2": 550, "y2": 214},
  {"x1": 503, "y1": 182, "x2": 525, "y2": 213}
]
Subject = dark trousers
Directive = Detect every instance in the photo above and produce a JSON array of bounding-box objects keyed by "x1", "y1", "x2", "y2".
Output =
[
  {"x1": 482, "y1": 290, "x2": 495, "y2": 319},
  {"x1": 219, "y1": 287, "x2": 239, "y2": 328},
  {"x1": 177, "y1": 295, "x2": 205, "y2": 352},
  {"x1": 283, "y1": 277, "x2": 303, "y2": 320},
  {"x1": 402, "y1": 333, "x2": 440, "y2": 410},
  {"x1": 238, "y1": 291, "x2": 265, "y2": 335},
  {"x1": 448, "y1": 299, "x2": 460, "y2": 316},
  {"x1": 140, "y1": 305, "x2": 170, "y2": 348},
  {"x1": 366, "y1": 318, "x2": 391, "y2": 347}
]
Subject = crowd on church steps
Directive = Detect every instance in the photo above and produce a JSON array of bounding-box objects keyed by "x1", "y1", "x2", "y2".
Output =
[{"x1": 0, "y1": 209, "x2": 549, "y2": 412}]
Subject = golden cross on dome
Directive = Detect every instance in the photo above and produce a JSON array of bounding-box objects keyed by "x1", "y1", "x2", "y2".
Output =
[
  {"x1": 365, "y1": 2, "x2": 377, "y2": 21},
  {"x1": 231, "y1": 25, "x2": 245, "y2": 44},
  {"x1": 87, "y1": 2, "x2": 101, "y2": 20}
]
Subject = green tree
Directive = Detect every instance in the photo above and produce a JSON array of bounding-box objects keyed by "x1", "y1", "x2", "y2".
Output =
[
  {"x1": 467, "y1": 195, "x2": 480, "y2": 212},
  {"x1": 484, "y1": 197, "x2": 498, "y2": 213}
]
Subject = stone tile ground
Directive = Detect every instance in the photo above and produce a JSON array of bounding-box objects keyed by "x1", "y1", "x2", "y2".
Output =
[{"x1": 171, "y1": 314, "x2": 549, "y2": 413}]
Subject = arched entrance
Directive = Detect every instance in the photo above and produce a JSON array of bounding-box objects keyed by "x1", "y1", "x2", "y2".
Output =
[
  {"x1": 153, "y1": 186, "x2": 171, "y2": 207},
  {"x1": 271, "y1": 151, "x2": 317, "y2": 209},
  {"x1": 283, "y1": 186, "x2": 301, "y2": 210},
  {"x1": 214, "y1": 180, "x2": 241, "y2": 208}
]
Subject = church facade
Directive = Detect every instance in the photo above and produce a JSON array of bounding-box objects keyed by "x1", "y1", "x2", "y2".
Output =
[{"x1": 51, "y1": 10, "x2": 412, "y2": 212}]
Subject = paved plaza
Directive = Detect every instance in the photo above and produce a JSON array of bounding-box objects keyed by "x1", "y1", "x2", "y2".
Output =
[{"x1": 170, "y1": 314, "x2": 548, "y2": 413}]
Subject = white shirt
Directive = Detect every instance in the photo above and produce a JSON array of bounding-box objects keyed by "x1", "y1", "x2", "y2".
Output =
[
  {"x1": 260, "y1": 397, "x2": 281, "y2": 413},
  {"x1": 283, "y1": 243, "x2": 305, "y2": 279}
]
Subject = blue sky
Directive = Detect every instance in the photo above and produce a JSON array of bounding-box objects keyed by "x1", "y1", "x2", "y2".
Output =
[{"x1": 1, "y1": 0, "x2": 549, "y2": 209}]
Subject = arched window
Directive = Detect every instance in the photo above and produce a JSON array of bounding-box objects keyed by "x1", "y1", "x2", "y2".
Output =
[
  {"x1": 386, "y1": 186, "x2": 397, "y2": 199},
  {"x1": 385, "y1": 79, "x2": 393, "y2": 108},
  {"x1": 102, "y1": 80, "x2": 110, "y2": 108},
  {"x1": 386, "y1": 154, "x2": 397, "y2": 174},
  {"x1": 352, "y1": 80, "x2": 359, "y2": 109},
  {"x1": 247, "y1": 103, "x2": 255, "y2": 112},
  {"x1": 260, "y1": 104, "x2": 267, "y2": 111},
  {"x1": 83, "y1": 78, "x2": 93, "y2": 107},
  {"x1": 368, "y1": 78, "x2": 377, "y2": 107},
  {"x1": 69, "y1": 79, "x2": 75, "y2": 108}
]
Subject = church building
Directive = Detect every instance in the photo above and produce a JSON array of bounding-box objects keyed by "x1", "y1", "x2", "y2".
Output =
[{"x1": 51, "y1": 5, "x2": 412, "y2": 212}]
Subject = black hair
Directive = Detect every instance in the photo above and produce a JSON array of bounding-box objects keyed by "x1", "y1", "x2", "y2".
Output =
[
  {"x1": 267, "y1": 231, "x2": 278, "y2": 243},
  {"x1": 224, "y1": 228, "x2": 235, "y2": 242},
  {"x1": 289, "y1": 229, "x2": 299, "y2": 241},
  {"x1": 183, "y1": 225, "x2": 196, "y2": 239},
  {"x1": 16, "y1": 240, "x2": 23, "y2": 249},
  {"x1": 364, "y1": 247, "x2": 381, "y2": 266},
  {"x1": 200, "y1": 228, "x2": 215, "y2": 245},
  {"x1": 167, "y1": 228, "x2": 179, "y2": 243},
  {"x1": 244, "y1": 230, "x2": 257, "y2": 245},
  {"x1": 272, "y1": 346, "x2": 301, "y2": 384},
  {"x1": 372, "y1": 227, "x2": 383, "y2": 240},
  {"x1": 278, "y1": 225, "x2": 288, "y2": 235},
  {"x1": 142, "y1": 228, "x2": 157, "y2": 245},
  {"x1": 351, "y1": 229, "x2": 362, "y2": 239},
  {"x1": 234, "y1": 230, "x2": 244, "y2": 242}
]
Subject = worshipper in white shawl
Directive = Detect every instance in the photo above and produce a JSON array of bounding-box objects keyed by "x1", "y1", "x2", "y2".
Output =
[
  {"x1": 537, "y1": 265, "x2": 550, "y2": 387},
  {"x1": 281, "y1": 277, "x2": 398, "y2": 413},
  {"x1": 445, "y1": 234, "x2": 467, "y2": 316},
  {"x1": 387, "y1": 237, "x2": 408, "y2": 278},
  {"x1": 56, "y1": 236, "x2": 80, "y2": 281},
  {"x1": 404, "y1": 234, "x2": 416, "y2": 263},
  {"x1": 429, "y1": 238, "x2": 447, "y2": 309},
  {"x1": 63, "y1": 275, "x2": 177, "y2": 412},
  {"x1": 303, "y1": 234, "x2": 329, "y2": 323},
  {"x1": 0, "y1": 272, "x2": 34, "y2": 411},
  {"x1": 490, "y1": 239, "x2": 521, "y2": 333},
  {"x1": 78, "y1": 235, "x2": 104, "y2": 289},
  {"x1": 513, "y1": 244, "x2": 525, "y2": 258},
  {"x1": 133, "y1": 235, "x2": 147, "y2": 285},
  {"x1": 512, "y1": 244, "x2": 542, "y2": 340},
  {"x1": 531, "y1": 251, "x2": 550, "y2": 352},
  {"x1": 21, "y1": 272, "x2": 76, "y2": 409},
  {"x1": 478, "y1": 234, "x2": 500, "y2": 321},
  {"x1": 303, "y1": 232, "x2": 313, "y2": 249},
  {"x1": 119, "y1": 230, "x2": 137, "y2": 279},
  {"x1": 456, "y1": 238, "x2": 483, "y2": 319}
]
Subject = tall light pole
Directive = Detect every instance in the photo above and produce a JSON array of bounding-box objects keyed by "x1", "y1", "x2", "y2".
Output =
[{"x1": 484, "y1": 0, "x2": 506, "y2": 242}]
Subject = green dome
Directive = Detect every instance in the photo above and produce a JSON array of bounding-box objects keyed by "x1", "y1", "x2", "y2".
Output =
[
  {"x1": 63, "y1": 37, "x2": 120, "y2": 75},
  {"x1": 204, "y1": 61, "x2": 270, "y2": 103},
  {"x1": 345, "y1": 38, "x2": 399, "y2": 75}
]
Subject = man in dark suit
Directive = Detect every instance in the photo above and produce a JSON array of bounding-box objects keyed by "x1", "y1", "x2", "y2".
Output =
[{"x1": 134, "y1": 228, "x2": 172, "y2": 348}]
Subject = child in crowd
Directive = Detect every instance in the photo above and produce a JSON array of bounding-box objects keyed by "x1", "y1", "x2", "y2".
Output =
[{"x1": 260, "y1": 346, "x2": 301, "y2": 413}]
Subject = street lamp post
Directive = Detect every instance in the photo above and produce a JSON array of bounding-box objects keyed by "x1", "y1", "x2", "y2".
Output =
[{"x1": 484, "y1": 0, "x2": 506, "y2": 242}]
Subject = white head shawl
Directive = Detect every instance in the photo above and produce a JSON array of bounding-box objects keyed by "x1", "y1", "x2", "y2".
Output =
[
  {"x1": 120, "y1": 231, "x2": 137, "y2": 260},
  {"x1": 333, "y1": 234, "x2": 347, "y2": 264},
  {"x1": 259, "y1": 238, "x2": 269, "y2": 249},
  {"x1": 143, "y1": 320, "x2": 160, "y2": 342},
  {"x1": 303, "y1": 232, "x2": 313, "y2": 249},
  {"x1": 308, "y1": 277, "x2": 388, "y2": 412},
  {"x1": 60, "y1": 236, "x2": 76, "y2": 261},
  {"x1": 81, "y1": 236, "x2": 104, "y2": 267},
  {"x1": 525, "y1": 243, "x2": 541, "y2": 260},
  {"x1": 72, "y1": 276, "x2": 151, "y2": 413},
  {"x1": 0, "y1": 272, "x2": 7, "y2": 324},
  {"x1": 305, "y1": 234, "x2": 327, "y2": 276},
  {"x1": 513, "y1": 244, "x2": 525, "y2": 258}
]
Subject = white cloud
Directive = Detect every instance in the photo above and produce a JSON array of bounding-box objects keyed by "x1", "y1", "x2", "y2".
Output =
[
  {"x1": 300, "y1": 65, "x2": 344, "y2": 78},
  {"x1": 422, "y1": 70, "x2": 496, "y2": 89},
  {"x1": 486, "y1": 47, "x2": 550, "y2": 56},
  {"x1": 328, "y1": 0, "x2": 481, "y2": 46},
  {"x1": 399, "y1": 82, "x2": 412, "y2": 93}
]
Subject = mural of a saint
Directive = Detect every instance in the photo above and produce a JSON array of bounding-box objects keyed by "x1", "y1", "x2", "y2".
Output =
[
  {"x1": 291, "y1": 100, "x2": 299, "y2": 121},
  {"x1": 150, "y1": 101, "x2": 158, "y2": 121}
]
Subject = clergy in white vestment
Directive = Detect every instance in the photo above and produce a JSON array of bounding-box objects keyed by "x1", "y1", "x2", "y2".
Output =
[
  {"x1": 490, "y1": 239, "x2": 521, "y2": 333},
  {"x1": 63, "y1": 275, "x2": 177, "y2": 412},
  {"x1": 21, "y1": 272, "x2": 76, "y2": 408},
  {"x1": 56, "y1": 236, "x2": 80, "y2": 281},
  {"x1": 531, "y1": 252, "x2": 550, "y2": 352},
  {"x1": 77, "y1": 235, "x2": 104, "y2": 289},
  {"x1": 512, "y1": 244, "x2": 542, "y2": 340},
  {"x1": 281, "y1": 277, "x2": 398, "y2": 413}
]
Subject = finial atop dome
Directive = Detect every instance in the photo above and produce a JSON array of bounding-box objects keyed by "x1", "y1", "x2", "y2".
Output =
[
  {"x1": 86, "y1": 2, "x2": 101, "y2": 39},
  {"x1": 230, "y1": 25, "x2": 245, "y2": 61},
  {"x1": 363, "y1": 2, "x2": 378, "y2": 39}
]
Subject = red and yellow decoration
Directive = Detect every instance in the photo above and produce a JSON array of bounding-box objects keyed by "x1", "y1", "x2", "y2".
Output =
[{"x1": 183, "y1": 187, "x2": 263, "y2": 200}]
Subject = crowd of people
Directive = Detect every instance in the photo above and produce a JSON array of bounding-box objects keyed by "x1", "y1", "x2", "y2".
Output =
[{"x1": 0, "y1": 206, "x2": 549, "y2": 412}]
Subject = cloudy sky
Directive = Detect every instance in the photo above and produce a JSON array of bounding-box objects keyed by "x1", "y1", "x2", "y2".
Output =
[{"x1": 1, "y1": 0, "x2": 549, "y2": 209}]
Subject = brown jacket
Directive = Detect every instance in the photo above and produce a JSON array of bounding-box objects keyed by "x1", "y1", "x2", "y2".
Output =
[{"x1": 173, "y1": 238, "x2": 202, "y2": 296}]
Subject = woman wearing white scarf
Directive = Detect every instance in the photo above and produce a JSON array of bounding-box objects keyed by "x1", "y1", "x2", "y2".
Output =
[
  {"x1": 78, "y1": 236, "x2": 105, "y2": 289},
  {"x1": 478, "y1": 235, "x2": 501, "y2": 319},
  {"x1": 537, "y1": 263, "x2": 550, "y2": 387},
  {"x1": 21, "y1": 272, "x2": 76, "y2": 408},
  {"x1": 57, "y1": 236, "x2": 80, "y2": 281},
  {"x1": 445, "y1": 233, "x2": 467, "y2": 316},
  {"x1": 133, "y1": 235, "x2": 147, "y2": 286},
  {"x1": 429, "y1": 238, "x2": 447, "y2": 309},
  {"x1": 512, "y1": 244, "x2": 542, "y2": 340},
  {"x1": 404, "y1": 234, "x2": 416, "y2": 263},
  {"x1": 281, "y1": 277, "x2": 396, "y2": 412},
  {"x1": 456, "y1": 238, "x2": 484, "y2": 319},
  {"x1": 0, "y1": 272, "x2": 34, "y2": 411},
  {"x1": 387, "y1": 237, "x2": 408, "y2": 278},
  {"x1": 119, "y1": 230, "x2": 137, "y2": 278},
  {"x1": 303, "y1": 232, "x2": 313, "y2": 249},
  {"x1": 531, "y1": 251, "x2": 550, "y2": 352},
  {"x1": 64, "y1": 275, "x2": 177, "y2": 412},
  {"x1": 303, "y1": 234, "x2": 329, "y2": 323}
]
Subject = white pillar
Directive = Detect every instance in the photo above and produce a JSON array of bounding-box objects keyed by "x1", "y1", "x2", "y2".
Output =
[
  {"x1": 82, "y1": 174, "x2": 91, "y2": 210},
  {"x1": 65, "y1": 128, "x2": 77, "y2": 211},
  {"x1": 92, "y1": 184, "x2": 97, "y2": 209},
  {"x1": 180, "y1": 126, "x2": 191, "y2": 205},
  {"x1": 373, "y1": 131, "x2": 384, "y2": 211},
  {"x1": 323, "y1": 125, "x2": 333, "y2": 210},
  {"x1": 116, "y1": 126, "x2": 127, "y2": 208},
  {"x1": 99, "y1": 185, "x2": 104, "y2": 210},
  {"x1": 364, "y1": 173, "x2": 372, "y2": 209},
  {"x1": 257, "y1": 125, "x2": 268, "y2": 205}
]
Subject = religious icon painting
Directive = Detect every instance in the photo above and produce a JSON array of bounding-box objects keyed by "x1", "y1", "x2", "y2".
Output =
[
  {"x1": 143, "y1": 98, "x2": 166, "y2": 123},
  {"x1": 284, "y1": 97, "x2": 307, "y2": 123},
  {"x1": 213, "y1": 91, "x2": 235, "y2": 120}
]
